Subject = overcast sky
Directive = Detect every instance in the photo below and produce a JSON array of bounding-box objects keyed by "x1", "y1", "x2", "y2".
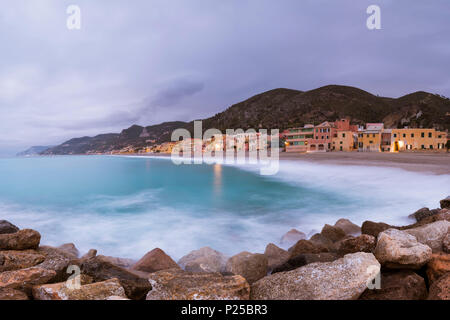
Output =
[{"x1": 0, "y1": 0, "x2": 449, "y2": 155}]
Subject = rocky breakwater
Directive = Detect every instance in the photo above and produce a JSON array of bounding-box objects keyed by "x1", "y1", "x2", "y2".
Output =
[{"x1": 0, "y1": 196, "x2": 449, "y2": 300}]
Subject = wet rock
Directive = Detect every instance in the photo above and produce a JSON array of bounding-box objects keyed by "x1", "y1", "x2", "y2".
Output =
[
  {"x1": 427, "y1": 273, "x2": 450, "y2": 300},
  {"x1": 0, "y1": 229, "x2": 41, "y2": 250},
  {"x1": 410, "y1": 208, "x2": 438, "y2": 222},
  {"x1": 32, "y1": 278, "x2": 127, "y2": 300},
  {"x1": 81, "y1": 255, "x2": 151, "y2": 300},
  {"x1": 251, "y1": 252, "x2": 380, "y2": 300},
  {"x1": 271, "y1": 252, "x2": 340, "y2": 274},
  {"x1": 309, "y1": 233, "x2": 334, "y2": 249},
  {"x1": 404, "y1": 221, "x2": 450, "y2": 252},
  {"x1": 58, "y1": 243, "x2": 79, "y2": 259},
  {"x1": 132, "y1": 248, "x2": 180, "y2": 273},
  {"x1": 334, "y1": 219, "x2": 361, "y2": 235},
  {"x1": 263, "y1": 244, "x2": 289, "y2": 271},
  {"x1": 0, "y1": 267, "x2": 56, "y2": 293},
  {"x1": 374, "y1": 229, "x2": 432, "y2": 269},
  {"x1": 0, "y1": 288, "x2": 29, "y2": 300},
  {"x1": 288, "y1": 239, "x2": 328, "y2": 258},
  {"x1": 321, "y1": 224, "x2": 346, "y2": 242},
  {"x1": 359, "y1": 271, "x2": 427, "y2": 300},
  {"x1": 146, "y1": 268, "x2": 250, "y2": 300},
  {"x1": 440, "y1": 196, "x2": 450, "y2": 209},
  {"x1": 443, "y1": 233, "x2": 450, "y2": 253},
  {"x1": 178, "y1": 247, "x2": 227, "y2": 273},
  {"x1": 225, "y1": 252, "x2": 268, "y2": 285},
  {"x1": 0, "y1": 250, "x2": 46, "y2": 272},
  {"x1": 361, "y1": 221, "x2": 393, "y2": 238},
  {"x1": 401, "y1": 210, "x2": 450, "y2": 230},
  {"x1": 426, "y1": 253, "x2": 450, "y2": 284},
  {"x1": 81, "y1": 249, "x2": 97, "y2": 260},
  {"x1": 337, "y1": 235, "x2": 376, "y2": 255},
  {"x1": 0, "y1": 220, "x2": 19, "y2": 235},
  {"x1": 280, "y1": 229, "x2": 306, "y2": 247}
]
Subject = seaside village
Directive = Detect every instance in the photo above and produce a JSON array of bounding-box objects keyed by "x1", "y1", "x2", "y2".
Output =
[{"x1": 117, "y1": 118, "x2": 449, "y2": 155}]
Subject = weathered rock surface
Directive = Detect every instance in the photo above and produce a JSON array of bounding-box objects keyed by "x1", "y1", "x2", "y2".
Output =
[
  {"x1": 32, "y1": 278, "x2": 127, "y2": 300},
  {"x1": 178, "y1": 247, "x2": 227, "y2": 273},
  {"x1": 146, "y1": 268, "x2": 250, "y2": 300},
  {"x1": 81, "y1": 249, "x2": 97, "y2": 260},
  {"x1": 401, "y1": 210, "x2": 450, "y2": 230},
  {"x1": 374, "y1": 229, "x2": 432, "y2": 269},
  {"x1": 404, "y1": 221, "x2": 450, "y2": 252},
  {"x1": 361, "y1": 221, "x2": 392, "y2": 237},
  {"x1": 427, "y1": 273, "x2": 450, "y2": 300},
  {"x1": 321, "y1": 224, "x2": 346, "y2": 242},
  {"x1": 81, "y1": 255, "x2": 151, "y2": 300},
  {"x1": 0, "y1": 267, "x2": 56, "y2": 292},
  {"x1": 410, "y1": 207, "x2": 438, "y2": 222},
  {"x1": 0, "y1": 220, "x2": 19, "y2": 235},
  {"x1": 271, "y1": 252, "x2": 340, "y2": 274},
  {"x1": 426, "y1": 253, "x2": 450, "y2": 284},
  {"x1": 99, "y1": 255, "x2": 136, "y2": 269},
  {"x1": 280, "y1": 229, "x2": 306, "y2": 247},
  {"x1": 132, "y1": 248, "x2": 180, "y2": 273},
  {"x1": 337, "y1": 235, "x2": 376, "y2": 255},
  {"x1": 36, "y1": 246, "x2": 77, "y2": 282},
  {"x1": 0, "y1": 229, "x2": 41, "y2": 250},
  {"x1": 264, "y1": 244, "x2": 289, "y2": 271},
  {"x1": 225, "y1": 252, "x2": 268, "y2": 284},
  {"x1": 443, "y1": 233, "x2": 450, "y2": 253},
  {"x1": 309, "y1": 233, "x2": 334, "y2": 249},
  {"x1": 288, "y1": 239, "x2": 328, "y2": 258},
  {"x1": 0, "y1": 288, "x2": 29, "y2": 300},
  {"x1": 251, "y1": 252, "x2": 380, "y2": 300},
  {"x1": 334, "y1": 218, "x2": 361, "y2": 235},
  {"x1": 440, "y1": 196, "x2": 450, "y2": 209},
  {"x1": 57, "y1": 243, "x2": 79, "y2": 259},
  {"x1": 359, "y1": 271, "x2": 427, "y2": 300},
  {"x1": 0, "y1": 250, "x2": 46, "y2": 272}
]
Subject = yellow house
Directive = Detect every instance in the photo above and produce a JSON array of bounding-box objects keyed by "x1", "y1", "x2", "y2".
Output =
[
  {"x1": 332, "y1": 131, "x2": 356, "y2": 151},
  {"x1": 391, "y1": 128, "x2": 447, "y2": 152},
  {"x1": 357, "y1": 123, "x2": 384, "y2": 152}
]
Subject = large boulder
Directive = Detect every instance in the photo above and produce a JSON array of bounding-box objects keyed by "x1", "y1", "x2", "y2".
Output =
[
  {"x1": 440, "y1": 196, "x2": 450, "y2": 209},
  {"x1": 57, "y1": 243, "x2": 79, "y2": 259},
  {"x1": 225, "y1": 252, "x2": 268, "y2": 285},
  {"x1": 263, "y1": 244, "x2": 289, "y2": 271},
  {"x1": 443, "y1": 233, "x2": 450, "y2": 253},
  {"x1": 359, "y1": 271, "x2": 427, "y2": 300},
  {"x1": 334, "y1": 219, "x2": 361, "y2": 235},
  {"x1": 337, "y1": 235, "x2": 376, "y2": 255},
  {"x1": 426, "y1": 253, "x2": 450, "y2": 284},
  {"x1": 0, "y1": 288, "x2": 29, "y2": 300},
  {"x1": 404, "y1": 221, "x2": 450, "y2": 252},
  {"x1": 131, "y1": 248, "x2": 180, "y2": 273},
  {"x1": 401, "y1": 209, "x2": 450, "y2": 230},
  {"x1": 288, "y1": 240, "x2": 328, "y2": 258},
  {"x1": 361, "y1": 221, "x2": 392, "y2": 237},
  {"x1": 308, "y1": 233, "x2": 334, "y2": 250},
  {"x1": 280, "y1": 229, "x2": 306, "y2": 247},
  {"x1": 98, "y1": 255, "x2": 136, "y2": 269},
  {"x1": 32, "y1": 278, "x2": 127, "y2": 300},
  {"x1": 321, "y1": 224, "x2": 346, "y2": 242},
  {"x1": 81, "y1": 255, "x2": 152, "y2": 300},
  {"x1": 35, "y1": 246, "x2": 77, "y2": 283},
  {"x1": 271, "y1": 252, "x2": 340, "y2": 274},
  {"x1": 251, "y1": 252, "x2": 380, "y2": 300},
  {"x1": 409, "y1": 208, "x2": 439, "y2": 222},
  {"x1": 0, "y1": 220, "x2": 19, "y2": 235},
  {"x1": 0, "y1": 267, "x2": 56, "y2": 293},
  {"x1": 0, "y1": 250, "x2": 46, "y2": 272},
  {"x1": 146, "y1": 268, "x2": 250, "y2": 300},
  {"x1": 374, "y1": 229, "x2": 432, "y2": 269},
  {"x1": 0, "y1": 229, "x2": 40, "y2": 250},
  {"x1": 178, "y1": 247, "x2": 227, "y2": 273},
  {"x1": 427, "y1": 273, "x2": 450, "y2": 300}
]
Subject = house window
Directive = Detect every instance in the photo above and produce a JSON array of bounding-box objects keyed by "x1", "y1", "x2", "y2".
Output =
[
  {"x1": 421, "y1": 145, "x2": 425, "y2": 149},
  {"x1": 421, "y1": 132, "x2": 425, "y2": 138},
  {"x1": 430, "y1": 145, "x2": 433, "y2": 149},
  {"x1": 369, "y1": 141, "x2": 373, "y2": 144},
  {"x1": 342, "y1": 133, "x2": 346, "y2": 138},
  {"x1": 373, "y1": 134, "x2": 376, "y2": 138},
  {"x1": 411, "y1": 133, "x2": 414, "y2": 138},
  {"x1": 428, "y1": 132, "x2": 432, "y2": 138},
  {"x1": 403, "y1": 134, "x2": 406, "y2": 138},
  {"x1": 393, "y1": 133, "x2": 397, "y2": 138}
]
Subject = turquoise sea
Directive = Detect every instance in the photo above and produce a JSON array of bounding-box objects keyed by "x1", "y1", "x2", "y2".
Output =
[{"x1": 0, "y1": 155, "x2": 449, "y2": 260}]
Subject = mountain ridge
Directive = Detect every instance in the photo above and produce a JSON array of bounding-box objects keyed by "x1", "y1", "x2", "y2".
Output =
[{"x1": 41, "y1": 85, "x2": 450, "y2": 155}]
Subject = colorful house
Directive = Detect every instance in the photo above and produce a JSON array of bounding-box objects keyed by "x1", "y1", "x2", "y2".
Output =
[
  {"x1": 358, "y1": 123, "x2": 384, "y2": 152},
  {"x1": 390, "y1": 128, "x2": 447, "y2": 152}
]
